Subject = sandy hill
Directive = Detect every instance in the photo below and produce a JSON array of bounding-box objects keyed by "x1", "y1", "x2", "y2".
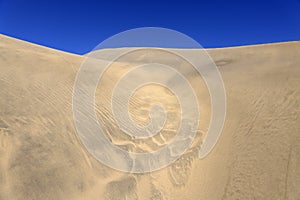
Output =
[{"x1": 0, "y1": 34, "x2": 299, "y2": 200}]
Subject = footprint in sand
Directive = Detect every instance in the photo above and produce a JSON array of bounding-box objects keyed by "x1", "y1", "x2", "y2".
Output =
[{"x1": 104, "y1": 176, "x2": 138, "y2": 200}]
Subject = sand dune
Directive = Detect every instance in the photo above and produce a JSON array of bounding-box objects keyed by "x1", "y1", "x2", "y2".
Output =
[{"x1": 0, "y1": 34, "x2": 299, "y2": 199}]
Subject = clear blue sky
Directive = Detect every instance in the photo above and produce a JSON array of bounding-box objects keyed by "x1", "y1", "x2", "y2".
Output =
[{"x1": 0, "y1": 0, "x2": 299, "y2": 54}]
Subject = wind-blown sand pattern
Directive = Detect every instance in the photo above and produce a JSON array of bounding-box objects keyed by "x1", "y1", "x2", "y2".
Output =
[{"x1": 0, "y1": 34, "x2": 299, "y2": 199}]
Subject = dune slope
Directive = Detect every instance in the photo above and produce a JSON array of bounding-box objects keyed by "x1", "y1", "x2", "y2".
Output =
[{"x1": 0, "y1": 34, "x2": 300, "y2": 199}]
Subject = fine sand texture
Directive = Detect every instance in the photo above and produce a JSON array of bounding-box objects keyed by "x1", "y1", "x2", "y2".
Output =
[{"x1": 0, "y1": 34, "x2": 299, "y2": 199}]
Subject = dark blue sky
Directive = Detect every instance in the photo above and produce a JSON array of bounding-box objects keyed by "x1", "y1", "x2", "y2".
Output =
[{"x1": 0, "y1": 0, "x2": 299, "y2": 54}]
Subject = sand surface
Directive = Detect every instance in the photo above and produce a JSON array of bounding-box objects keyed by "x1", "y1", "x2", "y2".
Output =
[{"x1": 0, "y1": 34, "x2": 299, "y2": 199}]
